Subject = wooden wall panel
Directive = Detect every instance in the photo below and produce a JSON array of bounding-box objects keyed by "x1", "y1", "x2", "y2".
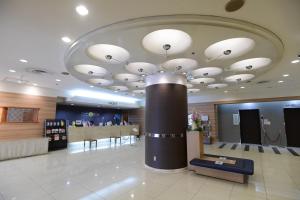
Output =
[
  {"x1": 0, "y1": 92, "x2": 57, "y2": 140},
  {"x1": 127, "y1": 108, "x2": 145, "y2": 135},
  {"x1": 188, "y1": 103, "x2": 218, "y2": 142}
]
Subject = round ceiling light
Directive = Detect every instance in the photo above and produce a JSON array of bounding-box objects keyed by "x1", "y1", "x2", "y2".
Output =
[
  {"x1": 73, "y1": 64, "x2": 107, "y2": 76},
  {"x1": 230, "y1": 57, "x2": 272, "y2": 71},
  {"x1": 224, "y1": 74, "x2": 255, "y2": 82},
  {"x1": 207, "y1": 83, "x2": 228, "y2": 89},
  {"x1": 110, "y1": 85, "x2": 129, "y2": 91},
  {"x1": 205, "y1": 38, "x2": 255, "y2": 60},
  {"x1": 187, "y1": 88, "x2": 200, "y2": 93},
  {"x1": 89, "y1": 78, "x2": 113, "y2": 86},
  {"x1": 125, "y1": 62, "x2": 157, "y2": 75},
  {"x1": 114, "y1": 73, "x2": 140, "y2": 82},
  {"x1": 191, "y1": 67, "x2": 223, "y2": 77},
  {"x1": 132, "y1": 90, "x2": 145, "y2": 95},
  {"x1": 190, "y1": 77, "x2": 215, "y2": 84},
  {"x1": 127, "y1": 81, "x2": 146, "y2": 89},
  {"x1": 87, "y1": 44, "x2": 130, "y2": 64},
  {"x1": 186, "y1": 83, "x2": 193, "y2": 88},
  {"x1": 162, "y1": 58, "x2": 198, "y2": 72},
  {"x1": 142, "y1": 29, "x2": 192, "y2": 55}
]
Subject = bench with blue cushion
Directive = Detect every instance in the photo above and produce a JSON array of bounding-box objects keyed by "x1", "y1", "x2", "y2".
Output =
[{"x1": 189, "y1": 154, "x2": 254, "y2": 183}]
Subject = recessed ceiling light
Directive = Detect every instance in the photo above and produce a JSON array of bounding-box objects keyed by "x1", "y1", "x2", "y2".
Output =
[
  {"x1": 8, "y1": 69, "x2": 16, "y2": 73},
  {"x1": 61, "y1": 36, "x2": 71, "y2": 43},
  {"x1": 240, "y1": 86, "x2": 245, "y2": 89},
  {"x1": 278, "y1": 80, "x2": 284, "y2": 83},
  {"x1": 224, "y1": 90, "x2": 228, "y2": 93},
  {"x1": 283, "y1": 74, "x2": 289, "y2": 77},
  {"x1": 76, "y1": 5, "x2": 89, "y2": 16},
  {"x1": 291, "y1": 59, "x2": 300, "y2": 64},
  {"x1": 19, "y1": 59, "x2": 28, "y2": 63},
  {"x1": 33, "y1": 83, "x2": 38, "y2": 86},
  {"x1": 159, "y1": 70, "x2": 164, "y2": 73},
  {"x1": 90, "y1": 85, "x2": 94, "y2": 88},
  {"x1": 56, "y1": 79, "x2": 61, "y2": 82},
  {"x1": 71, "y1": 104, "x2": 74, "y2": 106}
]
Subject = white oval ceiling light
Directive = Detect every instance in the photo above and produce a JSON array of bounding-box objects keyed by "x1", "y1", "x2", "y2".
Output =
[
  {"x1": 224, "y1": 74, "x2": 255, "y2": 82},
  {"x1": 186, "y1": 83, "x2": 193, "y2": 88},
  {"x1": 73, "y1": 64, "x2": 107, "y2": 76},
  {"x1": 205, "y1": 38, "x2": 255, "y2": 61},
  {"x1": 132, "y1": 90, "x2": 145, "y2": 95},
  {"x1": 207, "y1": 83, "x2": 228, "y2": 89},
  {"x1": 89, "y1": 78, "x2": 113, "y2": 86},
  {"x1": 142, "y1": 29, "x2": 192, "y2": 55},
  {"x1": 191, "y1": 67, "x2": 223, "y2": 77},
  {"x1": 76, "y1": 5, "x2": 89, "y2": 16},
  {"x1": 230, "y1": 57, "x2": 272, "y2": 71},
  {"x1": 190, "y1": 77, "x2": 215, "y2": 84},
  {"x1": 187, "y1": 88, "x2": 200, "y2": 93},
  {"x1": 87, "y1": 44, "x2": 130, "y2": 64},
  {"x1": 125, "y1": 62, "x2": 157, "y2": 75},
  {"x1": 127, "y1": 81, "x2": 146, "y2": 89},
  {"x1": 162, "y1": 58, "x2": 198, "y2": 72},
  {"x1": 114, "y1": 73, "x2": 140, "y2": 82},
  {"x1": 110, "y1": 85, "x2": 129, "y2": 91}
]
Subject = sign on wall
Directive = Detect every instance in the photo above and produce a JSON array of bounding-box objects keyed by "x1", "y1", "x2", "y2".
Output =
[{"x1": 233, "y1": 114, "x2": 240, "y2": 125}]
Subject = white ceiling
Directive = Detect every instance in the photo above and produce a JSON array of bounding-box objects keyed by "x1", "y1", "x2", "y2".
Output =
[{"x1": 0, "y1": 0, "x2": 300, "y2": 105}]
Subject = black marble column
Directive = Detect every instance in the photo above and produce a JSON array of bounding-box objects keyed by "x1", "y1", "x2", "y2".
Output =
[{"x1": 145, "y1": 74, "x2": 187, "y2": 170}]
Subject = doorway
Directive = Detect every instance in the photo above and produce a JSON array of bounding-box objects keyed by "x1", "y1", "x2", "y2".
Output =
[
  {"x1": 284, "y1": 108, "x2": 300, "y2": 147},
  {"x1": 239, "y1": 109, "x2": 261, "y2": 144}
]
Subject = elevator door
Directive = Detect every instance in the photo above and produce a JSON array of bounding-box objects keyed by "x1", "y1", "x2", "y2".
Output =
[
  {"x1": 284, "y1": 108, "x2": 300, "y2": 147},
  {"x1": 239, "y1": 109, "x2": 261, "y2": 144}
]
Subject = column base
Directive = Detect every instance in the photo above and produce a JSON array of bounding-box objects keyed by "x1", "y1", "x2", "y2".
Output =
[{"x1": 144, "y1": 164, "x2": 187, "y2": 173}]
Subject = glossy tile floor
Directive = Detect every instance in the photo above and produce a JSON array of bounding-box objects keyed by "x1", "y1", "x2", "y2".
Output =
[{"x1": 1, "y1": 137, "x2": 300, "y2": 200}]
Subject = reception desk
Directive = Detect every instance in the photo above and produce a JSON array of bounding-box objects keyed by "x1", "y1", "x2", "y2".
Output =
[{"x1": 68, "y1": 125, "x2": 139, "y2": 142}]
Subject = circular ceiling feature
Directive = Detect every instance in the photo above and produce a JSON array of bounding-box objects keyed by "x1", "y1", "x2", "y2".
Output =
[
  {"x1": 224, "y1": 74, "x2": 255, "y2": 82},
  {"x1": 186, "y1": 83, "x2": 193, "y2": 88},
  {"x1": 73, "y1": 64, "x2": 108, "y2": 76},
  {"x1": 204, "y1": 38, "x2": 255, "y2": 60},
  {"x1": 207, "y1": 83, "x2": 228, "y2": 89},
  {"x1": 187, "y1": 89, "x2": 200, "y2": 93},
  {"x1": 142, "y1": 29, "x2": 192, "y2": 55},
  {"x1": 127, "y1": 81, "x2": 146, "y2": 89},
  {"x1": 125, "y1": 62, "x2": 157, "y2": 75},
  {"x1": 191, "y1": 67, "x2": 223, "y2": 77},
  {"x1": 114, "y1": 73, "x2": 140, "y2": 82},
  {"x1": 87, "y1": 44, "x2": 130, "y2": 64},
  {"x1": 190, "y1": 77, "x2": 215, "y2": 84},
  {"x1": 162, "y1": 58, "x2": 198, "y2": 72},
  {"x1": 230, "y1": 57, "x2": 272, "y2": 71},
  {"x1": 132, "y1": 90, "x2": 145, "y2": 95},
  {"x1": 89, "y1": 78, "x2": 113, "y2": 86},
  {"x1": 110, "y1": 85, "x2": 129, "y2": 91}
]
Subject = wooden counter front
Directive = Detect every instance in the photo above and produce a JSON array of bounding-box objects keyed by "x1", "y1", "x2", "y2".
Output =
[{"x1": 68, "y1": 125, "x2": 139, "y2": 142}]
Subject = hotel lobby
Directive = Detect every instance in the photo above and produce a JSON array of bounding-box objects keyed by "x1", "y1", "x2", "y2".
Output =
[{"x1": 1, "y1": 0, "x2": 300, "y2": 199}]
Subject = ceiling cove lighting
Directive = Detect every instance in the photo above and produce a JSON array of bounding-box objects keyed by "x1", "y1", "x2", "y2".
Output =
[
  {"x1": 19, "y1": 59, "x2": 28, "y2": 63},
  {"x1": 76, "y1": 5, "x2": 89, "y2": 16},
  {"x1": 87, "y1": 44, "x2": 130, "y2": 64},
  {"x1": 69, "y1": 89, "x2": 139, "y2": 104},
  {"x1": 205, "y1": 38, "x2": 255, "y2": 61},
  {"x1": 230, "y1": 57, "x2": 272, "y2": 71},
  {"x1": 142, "y1": 29, "x2": 192, "y2": 55},
  {"x1": 291, "y1": 59, "x2": 300, "y2": 64},
  {"x1": 61, "y1": 36, "x2": 71, "y2": 43}
]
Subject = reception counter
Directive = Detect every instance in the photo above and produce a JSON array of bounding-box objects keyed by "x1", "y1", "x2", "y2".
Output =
[{"x1": 68, "y1": 125, "x2": 139, "y2": 142}]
